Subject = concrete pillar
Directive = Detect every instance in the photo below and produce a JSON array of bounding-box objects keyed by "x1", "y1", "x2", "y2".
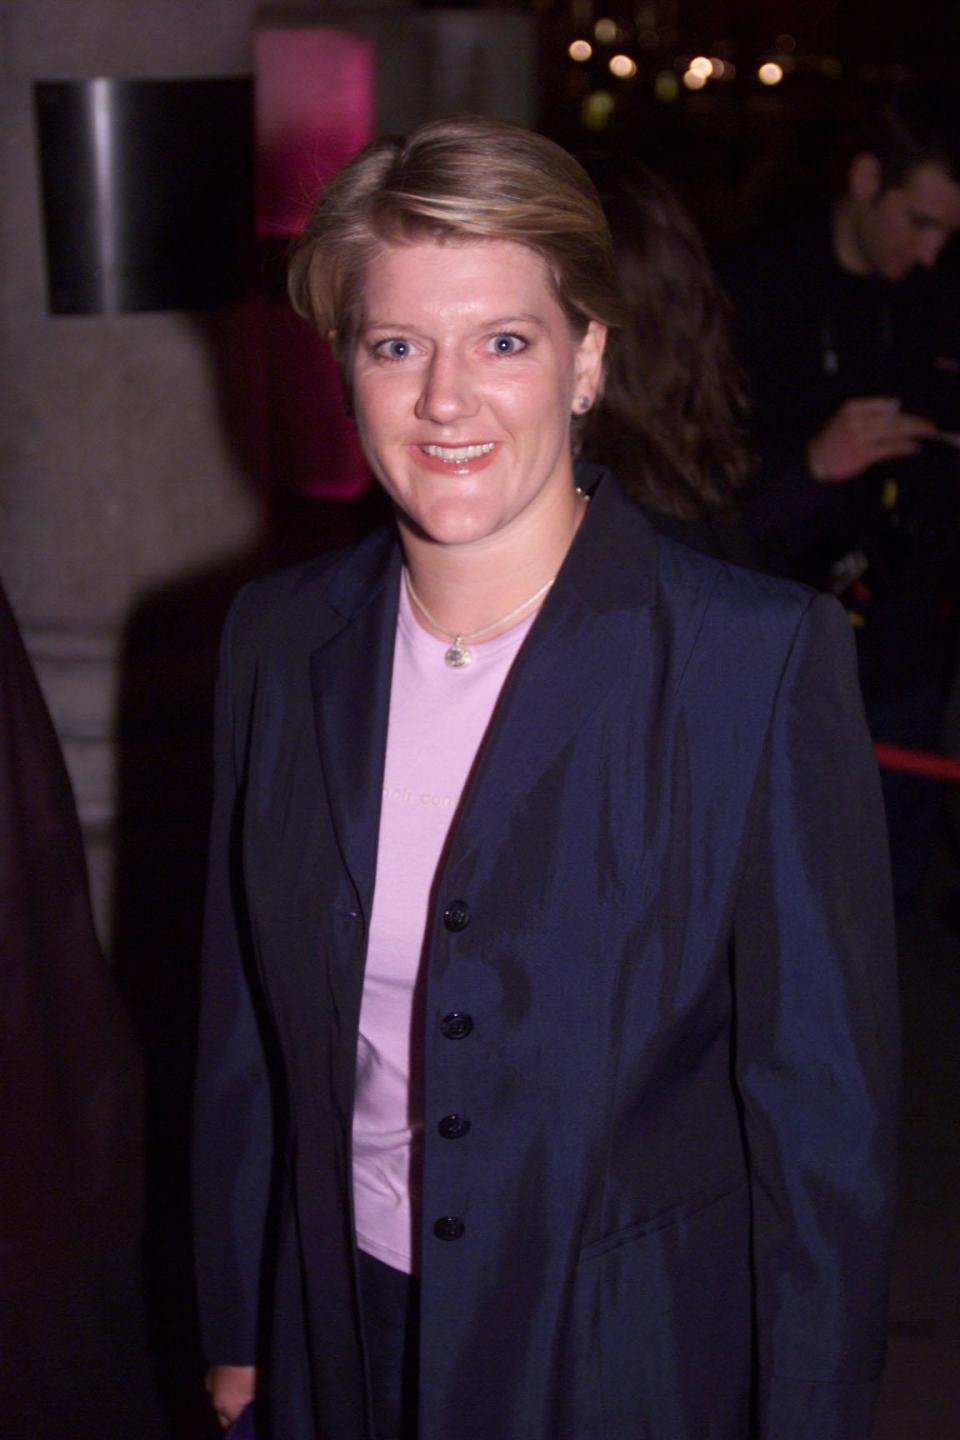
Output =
[{"x1": 0, "y1": 2, "x2": 273, "y2": 942}]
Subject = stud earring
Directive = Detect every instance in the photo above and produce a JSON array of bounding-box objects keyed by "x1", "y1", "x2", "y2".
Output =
[{"x1": 577, "y1": 394, "x2": 591, "y2": 412}]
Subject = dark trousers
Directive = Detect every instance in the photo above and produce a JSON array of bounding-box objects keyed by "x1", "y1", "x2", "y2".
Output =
[{"x1": 357, "y1": 1250, "x2": 419, "y2": 1440}]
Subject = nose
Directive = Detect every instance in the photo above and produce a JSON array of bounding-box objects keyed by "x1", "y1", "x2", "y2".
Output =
[{"x1": 415, "y1": 349, "x2": 477, "y2": 424}]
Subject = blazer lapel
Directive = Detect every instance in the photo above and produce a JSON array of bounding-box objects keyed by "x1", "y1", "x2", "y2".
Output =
[
  {"x1": 308, "y1": 472, "x2": 676, "y2": 910},
  {"x1": 310, "y1": 530, "x2": 402, "y2": 921},
  {"x1": 446, "y1": 471, "x2": 663, "y2": 874}
]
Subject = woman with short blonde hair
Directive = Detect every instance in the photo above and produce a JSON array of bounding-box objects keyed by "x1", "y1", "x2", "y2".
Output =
[{"x1": 195, "y1": 116, "x2": 897, "y2": 1440}]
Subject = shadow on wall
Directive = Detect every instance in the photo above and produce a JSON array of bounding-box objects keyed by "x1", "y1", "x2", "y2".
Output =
[{"x1": 110, "y1": 284, "x2": 386, "y2": 1437}]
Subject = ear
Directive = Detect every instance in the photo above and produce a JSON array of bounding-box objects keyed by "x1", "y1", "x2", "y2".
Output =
[
  {"x1": 849, "y1": 152, "x2": 883, "y2": 202},
  {"x1": 571, "y1": 321, "x2": 608, "y2": 413}
]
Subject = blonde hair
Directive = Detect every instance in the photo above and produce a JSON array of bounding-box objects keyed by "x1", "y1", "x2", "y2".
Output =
[{"x1": 288, "y1": 115, "x2": 625, "y2": 373}]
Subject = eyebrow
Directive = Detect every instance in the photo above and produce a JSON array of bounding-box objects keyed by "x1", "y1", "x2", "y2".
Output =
[
  {"x1": 360, "y1": 312, "x2": 547, "y2": 334},
  {"x1": 479, "y1": 313, "x2": 546, "y2": 330}
]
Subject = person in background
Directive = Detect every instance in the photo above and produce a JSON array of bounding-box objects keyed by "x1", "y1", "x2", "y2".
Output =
[
  {"x1": 194, "y1": 116, "x2": 898, "y2": 1440},
  {"x1": 0, "y1": 582, "x2": 166, "y2": 1440},
  {"x1": 580, "y1": 151, "x2": 754, "y2": 564},
  {"x1": 725, "y1": 84, "x2": 960, "y2": 916}
]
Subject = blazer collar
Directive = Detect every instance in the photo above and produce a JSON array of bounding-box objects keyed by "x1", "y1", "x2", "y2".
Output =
[
  {"x1": 309, "y1": 529, "x2": 401, "y2": 920},
  {"x1": 562, "y1": 461, "x2": 658, "y2": 612},
  {"x1": 443, "y1": 467, "x2": 660, "y2": 876},
  {"x1": 320, "y1": 465, "x2": 659, "y2": 624},
  {"x1": 309, "y1": 468, "x2": 660, "y2": 914},
  {"x1": 321, "y1": 521, "x2": 401, "y2": 622}
]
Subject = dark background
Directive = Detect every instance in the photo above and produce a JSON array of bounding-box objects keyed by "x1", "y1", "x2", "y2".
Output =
[{"x1": 532, "y1": 0, "x2": 960, "y2": 254}]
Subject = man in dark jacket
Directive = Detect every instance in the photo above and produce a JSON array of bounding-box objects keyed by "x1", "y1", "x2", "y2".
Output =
[
  {"x1": 0, "y1": 581, "x2": 167, "y2": 1440},
  {"x1": 726, "y1": 85, "x2": 960, "y2": 913}
]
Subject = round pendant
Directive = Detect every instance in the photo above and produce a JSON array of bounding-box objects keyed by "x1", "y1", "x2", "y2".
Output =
[{"x1": 445, "y1": 640, "x2": 472, "y2": 668}]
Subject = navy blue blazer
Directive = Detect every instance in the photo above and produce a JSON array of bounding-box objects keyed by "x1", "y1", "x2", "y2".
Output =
[{"x1": 193, "y1": 468, "x2": 898, "y2": 1440}]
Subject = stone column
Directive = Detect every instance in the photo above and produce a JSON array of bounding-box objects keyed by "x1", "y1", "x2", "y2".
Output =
[{"x1": 0, "y1": 2, "x2": 274, "y2": 944}]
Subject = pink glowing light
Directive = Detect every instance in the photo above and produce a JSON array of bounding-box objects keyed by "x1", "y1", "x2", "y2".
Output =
[
  {"x1": 254, "y1": 25, "x2": 377, "y2": 500},
  {"x1": 254, "y1": 27, "x2": 376, "y2": 238}
]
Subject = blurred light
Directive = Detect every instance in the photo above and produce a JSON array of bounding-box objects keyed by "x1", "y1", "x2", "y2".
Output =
[
  {"x1": 638, "y1": 29, "x2": 659, "y2": 50},
  {"x1": 758, "y1": 61, "x2": 784, "y2": 86},
  {"x1": 821, "y1": 57, "x2": 843, "y2": 79},
  {"x1": 609, "y1": 53, "x2": 638, "y2": 78},
  {"x1": 709, "y1": 57, "x2": 726, "y2": 78},
  {"x1": 683, "y1": 69, "x2": 707, "y2": 90},
  {"x1": 719, "y1": 59, "x2": 736, "y2": 80},
  {"x1": 774, "y1": 33, "x2": 797, "y2": 53},
  {"x1": 594, "y1": 17, "x2": 619, "y2": 44},
  {"x1": 688, "y1": 55, "x2": 713, "y2": 79},
  {"x1": 654, "y1": 69, "x2": 679, "y2": 102},
  {"x1": 635, "y1": 5, "x2": 656, "y2": 27},
  {"x1": 582, "y1": 89, "x2": 616, "y2": 130},
  {"x1": 569, "y1": 39, "x2": 593, "y2": 62}
]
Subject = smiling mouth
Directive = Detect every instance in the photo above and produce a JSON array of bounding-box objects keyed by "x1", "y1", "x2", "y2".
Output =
[{"x1": 419, "y1": 442, "x2": 496, "y2": 462}]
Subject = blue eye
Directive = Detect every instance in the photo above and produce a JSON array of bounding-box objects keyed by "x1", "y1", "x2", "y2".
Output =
[
  {"x1": 489, "y1": 333, "x2": 526, "y2": 355},
  {"x1": 374, "y1": 338, "x2": 412, "y2": 360}
]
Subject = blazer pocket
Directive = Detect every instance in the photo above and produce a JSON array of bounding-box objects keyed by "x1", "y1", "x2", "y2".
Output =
[{"x1": 580, "y1": 1172, "x2": 747, "y2": 1263}]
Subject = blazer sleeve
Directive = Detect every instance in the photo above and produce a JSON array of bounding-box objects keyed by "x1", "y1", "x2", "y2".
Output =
[
  {"x1": 732, "y1": 592, "x2": 900, "y2": 1438},
  {"x1": 192, "y1": 594, "x2": 276, "y2": 1364}
]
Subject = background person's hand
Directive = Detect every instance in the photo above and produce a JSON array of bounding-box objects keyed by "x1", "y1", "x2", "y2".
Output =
[
  {"x1": 807, "y1": 397, "x2": 937, "y2": 482},
  {"x1": 205, "y1": 1364, "x2": 257, "y2": 1430}
]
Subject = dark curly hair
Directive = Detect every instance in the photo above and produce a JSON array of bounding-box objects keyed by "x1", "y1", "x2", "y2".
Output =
[{"x1": 579, "y1": 153, "x2": 751, "y2": 522}]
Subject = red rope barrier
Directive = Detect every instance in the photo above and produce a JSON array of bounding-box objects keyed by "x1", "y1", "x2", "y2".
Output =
[{"x1": 874, "y1": 742, "x2": 960, "y2": 784}]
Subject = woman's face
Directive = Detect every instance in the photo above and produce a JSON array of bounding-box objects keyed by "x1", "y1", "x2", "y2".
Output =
[{"x1": 350, "y1": 238, "x2": 605, "y2": 551}]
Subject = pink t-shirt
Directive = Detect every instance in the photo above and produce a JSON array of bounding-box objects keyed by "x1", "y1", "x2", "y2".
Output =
[{"x1": 352, "y1": 580, "x2": 535, "y2": 1274}]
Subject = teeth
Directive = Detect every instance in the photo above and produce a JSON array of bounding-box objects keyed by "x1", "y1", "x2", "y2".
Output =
[{"x1": 421, "y1": 443, "x2": 495, "y2": 462}]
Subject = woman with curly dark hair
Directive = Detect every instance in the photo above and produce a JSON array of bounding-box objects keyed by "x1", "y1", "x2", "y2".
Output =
[{"x1": 581, "y1": 153, "x2": 753, "y2": 558}]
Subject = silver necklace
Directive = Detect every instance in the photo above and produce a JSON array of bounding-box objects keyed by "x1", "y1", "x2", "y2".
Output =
[{"x1": 404, "y1": 571, "x2": 556, "y2": 668}]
